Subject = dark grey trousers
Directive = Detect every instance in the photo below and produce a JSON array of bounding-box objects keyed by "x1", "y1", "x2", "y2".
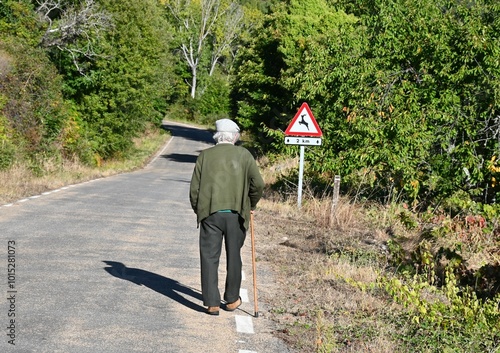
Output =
[{"x1": 199, "y1": 212, "x2": 246, "y2": 307}]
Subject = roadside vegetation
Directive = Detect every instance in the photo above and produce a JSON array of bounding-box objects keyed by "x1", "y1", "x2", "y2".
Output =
[
  {"x1": 1, "y1": 0, "x2": 499, "y2": 352},
  {"x1": 255, "y1": 169, "x2": 500, "y2": 352}
]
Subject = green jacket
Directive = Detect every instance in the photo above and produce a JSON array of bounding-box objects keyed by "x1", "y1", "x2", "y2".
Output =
[{"x1": 189, "y1": 143, "x2": 265, "y2": 230}]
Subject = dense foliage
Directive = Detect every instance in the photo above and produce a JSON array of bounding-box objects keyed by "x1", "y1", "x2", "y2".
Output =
[
  {"x1": 231, "y1": 0, "x2": 500, "y2": 208},
  {"x1": 0, "y1": 0, "x2": 175, "y2": 167},
  {"x1": 62, "y1": 0, "x2": 174, "y2": 161},
  {"x1": 229, "y1": 3, "x2": 500, "y2": 349},
  {"x1": 0, "y1": 37, "x2": 69, "y2": 171}
]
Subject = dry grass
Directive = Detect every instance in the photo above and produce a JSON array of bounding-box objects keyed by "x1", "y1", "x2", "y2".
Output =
[
  {"x1": 255, "y1": 172, "x2": 500, "y2": 352},
  {"x1": 0, "y1": 48, "x2": 13, "y2": 79},
  {"x1": 0, "y1": 161, "x2": 81, "y2": 204},
  {"x1": 254, "y1": 190, "x2": 403, "y2": 353}
]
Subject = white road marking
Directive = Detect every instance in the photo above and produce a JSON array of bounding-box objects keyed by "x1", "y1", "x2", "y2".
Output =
[
  {"x1": 1, "y1": 178, "x2": 102, "y2": 208},
  {"x1": 147, "y1": 136, "x2": 175, "y2": 167},
  {"x1": 240, "y1": 288, "x2": 249, "y2": 303},
  {"x1": 235, "y1": 315, "x2": 254, "y2": 334},
  {"x1": 239, "y1": 351, "x2": 257, "y2": 353}
]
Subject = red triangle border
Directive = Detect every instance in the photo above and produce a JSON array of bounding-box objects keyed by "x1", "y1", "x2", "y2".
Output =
[{"x1": 285, "y1": 102, "x2": 323, "y2": 137}]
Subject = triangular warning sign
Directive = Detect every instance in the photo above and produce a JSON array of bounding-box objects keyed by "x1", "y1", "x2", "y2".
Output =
[{"x1": 285, "y1": 102, "x2": 322, "y2": 137}]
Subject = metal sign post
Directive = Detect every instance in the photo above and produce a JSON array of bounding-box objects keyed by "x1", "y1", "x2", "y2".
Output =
[{"x1": 298, "y1": 145, "x2": 305, "y2": 208}]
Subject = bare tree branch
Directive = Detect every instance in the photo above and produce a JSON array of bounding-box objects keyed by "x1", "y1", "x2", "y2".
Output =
[
  {"x1": 36, "y1": 0, "x2": 113, "y2": 74},
  {"x1": 209, "y1": 2, "x2": 243, "y2": 76}
]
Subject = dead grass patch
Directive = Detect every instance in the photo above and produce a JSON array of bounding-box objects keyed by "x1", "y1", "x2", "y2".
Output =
[
  {"x1": 0, "y1": 48, "x2": 13, "y2": 79},
  {"x1": 254, "y1": 190, "x2": 403, "y2": 353},
  {"x1": 255, "y1": 179, "x2": 500, "y2": 352}
]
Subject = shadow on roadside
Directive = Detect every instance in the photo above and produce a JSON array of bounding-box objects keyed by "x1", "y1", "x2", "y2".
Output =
[
  {"x1": 162, "y1": 122, "x2": 214, "y2": 144},
  {"x1": 103, "y1": 260, "x2": 205, "y2": 313}
]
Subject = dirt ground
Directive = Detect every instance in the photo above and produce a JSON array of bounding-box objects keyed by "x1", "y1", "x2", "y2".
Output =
[{"x1": 252, "y1": 198, "x2": 395, "y2": 353}]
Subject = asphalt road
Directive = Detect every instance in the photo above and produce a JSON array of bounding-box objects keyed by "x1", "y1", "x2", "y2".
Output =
[{"x1": 0, "y1": 121, "x2": 292, "y2": 353}]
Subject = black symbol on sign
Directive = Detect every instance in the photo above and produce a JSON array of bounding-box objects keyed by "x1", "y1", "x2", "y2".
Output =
[{"x1": 299, "y1": 114, "x2": 309, "y2": 130}]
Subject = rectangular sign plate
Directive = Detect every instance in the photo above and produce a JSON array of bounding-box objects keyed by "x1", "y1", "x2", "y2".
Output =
[{"x1": 284, "y1": 137, "x2": 322, "y2": 146}]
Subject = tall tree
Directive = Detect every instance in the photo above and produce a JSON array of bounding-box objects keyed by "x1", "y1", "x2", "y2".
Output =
[
  {"x1": 166, "y1": 0, "x2": 244, "y2": 98},
  {"x1": 62, "y1": 0, "x2": 174, "y2": 160}
]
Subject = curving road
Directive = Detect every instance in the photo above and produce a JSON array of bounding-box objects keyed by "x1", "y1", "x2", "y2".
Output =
[{"x1": 0, "y1": 121, "x2": 292, "y2": 353}]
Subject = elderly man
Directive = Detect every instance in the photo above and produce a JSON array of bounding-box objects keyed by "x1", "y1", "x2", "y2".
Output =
[{"x1": 189, "y1": 118, "x2": 265, "y2": 316}]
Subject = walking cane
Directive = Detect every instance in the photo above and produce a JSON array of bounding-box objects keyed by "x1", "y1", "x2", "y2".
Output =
[{"x1": 250, "y1": 212, "x2": 259, "y2": 318}]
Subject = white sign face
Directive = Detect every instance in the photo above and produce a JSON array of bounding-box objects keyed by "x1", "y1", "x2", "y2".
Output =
[{"x1": 284, "y1": 137, "x2": 322, "y2": 146}]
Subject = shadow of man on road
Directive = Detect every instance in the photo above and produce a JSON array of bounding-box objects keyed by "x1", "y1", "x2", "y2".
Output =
[
  {"x1": 161, "y1": 153, "x2": 198, "y2": 164},
  {"x1": 103, "y1": 261, "x2": 205, "y2": 313}
]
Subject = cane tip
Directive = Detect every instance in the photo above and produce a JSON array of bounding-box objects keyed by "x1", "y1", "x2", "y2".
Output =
[{"x1": 255, "y1": 312, "x2": 259, "y2": 318}]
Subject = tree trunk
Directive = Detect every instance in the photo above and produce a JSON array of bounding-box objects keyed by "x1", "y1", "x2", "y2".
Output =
[{"x1": 191, "y1": 66, "x2": 197, "y2": 98}]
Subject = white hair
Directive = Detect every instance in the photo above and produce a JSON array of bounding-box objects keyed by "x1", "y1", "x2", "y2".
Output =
[{"x1": 213, "y1": 131, "x2": 240, "y2": 144}]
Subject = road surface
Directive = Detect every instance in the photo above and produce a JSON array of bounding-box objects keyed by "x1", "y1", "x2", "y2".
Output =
[{"x1": 0, "y1": 121, "x2": 292, "y2": 353}]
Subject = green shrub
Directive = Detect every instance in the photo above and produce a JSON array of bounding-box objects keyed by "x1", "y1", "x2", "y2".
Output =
[
  {"x1": 0, "y1": 141, "x2": 15, "y2": 170},
  {"x1": 196, "y1": 73, "x2": 231, "y2": 117},
  {"x1": 0, "y1": 36, "x2": 69, "y2": 163},
  {"x1": 380, "y1": 267, "x2": 500, "y2": 352}
]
